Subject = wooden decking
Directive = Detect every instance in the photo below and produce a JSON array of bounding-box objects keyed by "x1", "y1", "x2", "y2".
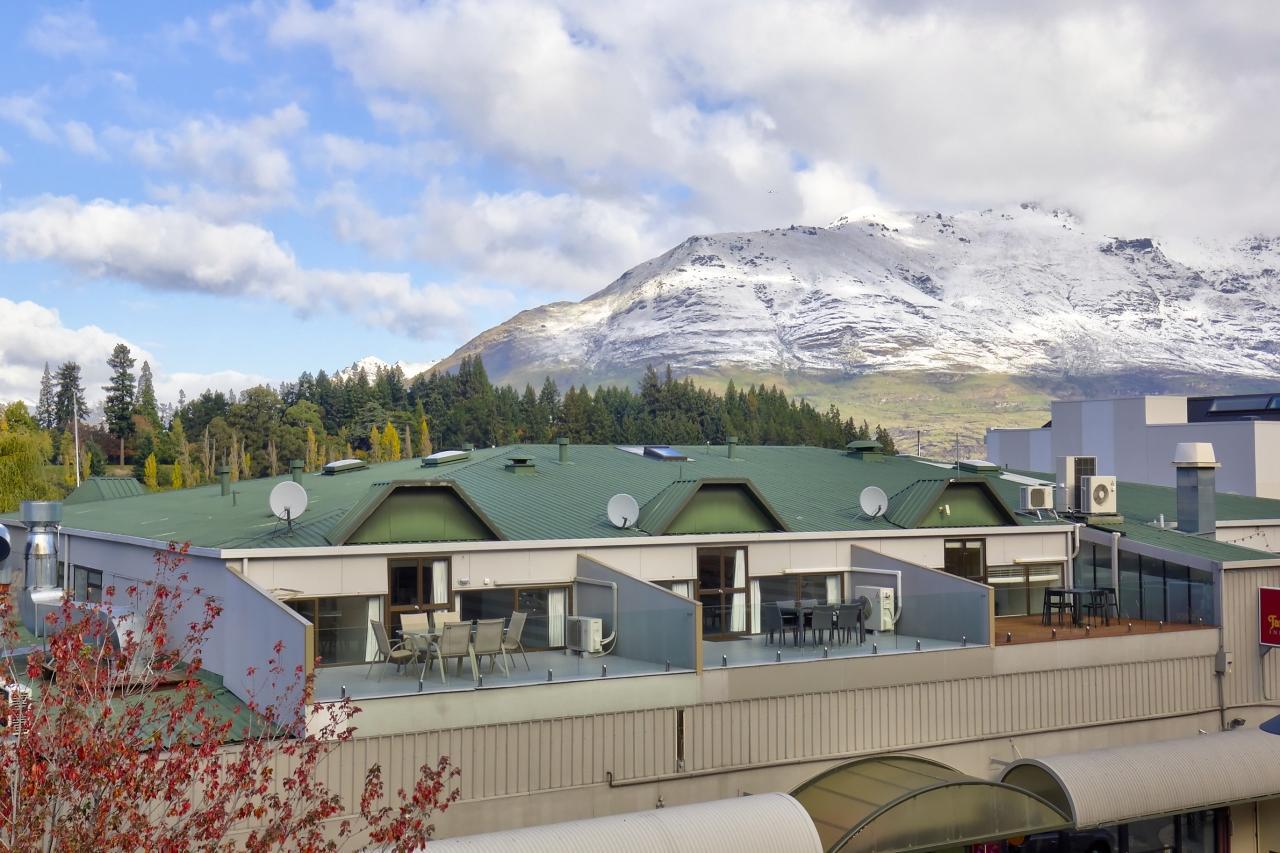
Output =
[{"x1": 996, "y1": 614, "x2": 1212, "y2": 645}]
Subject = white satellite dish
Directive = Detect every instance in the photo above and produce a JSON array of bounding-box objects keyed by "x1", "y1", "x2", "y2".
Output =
[
  {"x1": 859, "y1": 486, "x2": 888, "y2": 518},
  {"x1": 607, "y1": 493, "x2": 640, "y2": 529},
  {"x1": 269, "y1": 481, "x2": 309, "y2": 527}
]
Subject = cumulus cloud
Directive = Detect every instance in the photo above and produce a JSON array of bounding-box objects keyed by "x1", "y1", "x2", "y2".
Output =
[
  {"x1": 25, "y1": 9, "x2": 109, "y2": 60},
  {"x1": 0, "y1": 196, "x2": 489, "y2": 338},
  {"x1": 273, "y1": 0, "x2": 1280, "y2": 239},
  {"x1": 319, "y1": 182, "x2": 707, "y2": 294},
  {"x1": 0, "y1": 298, "x2": 152, "y2": 405},
  {"x1": 108, "y1": 104, "x2": 307, "y2": 218},
  {"x1": 309, "y1": 133, "x2": 455, "y2": 176}
]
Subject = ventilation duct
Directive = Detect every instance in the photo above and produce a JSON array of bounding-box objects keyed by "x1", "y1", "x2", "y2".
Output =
[
  {"x1": 1174, "y1": 442, "x2": 1219, "y2": 535},
  {"x1": 20, "y1": 501, "x2": 63, "y2": 636},
  {"x1": 290, "y1": 458, "x2": 305, "y2": 484}
]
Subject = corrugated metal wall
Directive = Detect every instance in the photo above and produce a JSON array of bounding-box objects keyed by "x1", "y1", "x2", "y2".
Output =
[
  {"x1": 297, "y1": 653, "x2": 1214, "y2": 822},
  {"x1": 1223, "y1": 568, "x2": 1280, "y2": 708}
]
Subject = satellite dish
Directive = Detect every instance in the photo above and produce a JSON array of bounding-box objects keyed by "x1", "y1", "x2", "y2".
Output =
[
  {"x1": 859, "y1": 486, "x2": 888, "y2": 518},
  {"x1": 0, "y1": 524, "x2": 9, "y2": 565},
  {"x1": 607, "y1": 493, "x2": 640, "y2": 529},
  {"x1": 269, "y1": 481, "x2": 309, "y2": 525}
]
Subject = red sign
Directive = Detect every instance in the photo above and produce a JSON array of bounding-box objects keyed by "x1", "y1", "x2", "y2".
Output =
[{"x1": 1260, "y1": 587, "x2": 1280, "y2": 647}]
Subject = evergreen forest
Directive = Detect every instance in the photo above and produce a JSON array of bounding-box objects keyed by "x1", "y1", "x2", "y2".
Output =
[{"x1": 0, "y1": 349, "x2": 897, "y2": 510}]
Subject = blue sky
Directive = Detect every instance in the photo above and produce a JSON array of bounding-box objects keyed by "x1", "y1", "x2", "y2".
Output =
[{"x1": 1, "y1": 1, "x2": 1276, "y2": 404}]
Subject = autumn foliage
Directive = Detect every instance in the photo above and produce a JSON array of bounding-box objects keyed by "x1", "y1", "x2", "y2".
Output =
[{"x1": 0, "y1": 542, "x2": 459, "y2": 851}]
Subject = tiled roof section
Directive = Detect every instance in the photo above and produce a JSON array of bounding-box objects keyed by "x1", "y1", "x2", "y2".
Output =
[{"x1": 64, "y1": 476, "x2": 146, "y2": 505}]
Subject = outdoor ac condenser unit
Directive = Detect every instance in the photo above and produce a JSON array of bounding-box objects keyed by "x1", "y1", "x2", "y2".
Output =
[
  {"x1": 1020, "y1": 485, "x2": 1055, "y2": 512},
  {"x1": 1055, "y1": 456, "x2": 1097, "y2": 513},
  {"x1": 854, "y1": 586, "x2": 895, "y2": 633},
  {"x1": 565, "y1": 616, "x2": 603, "y2": 653},
  {"x1": 1079, "y1": 475, "x2": 1118, "y2": 514}
]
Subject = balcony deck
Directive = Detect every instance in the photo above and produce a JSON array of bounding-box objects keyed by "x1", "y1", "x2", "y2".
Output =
[
  {"x1": 995, "y1": 615, "x2": 1212, "y2": 645},
  {"x1": 704, "y1": 630, "x2": 962, "y2": 668},
  {"x1": 313, "y1": 648, "x2": 686, "y2": 701}
]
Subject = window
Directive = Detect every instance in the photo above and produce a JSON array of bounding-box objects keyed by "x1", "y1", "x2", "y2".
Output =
[
  {"x1": 756, "y1": 575, "x2": 841, "y2": 606},
  {"x1": 386, "y1": 557, "x2": 452, "y2": 635},
  {"x1": 943, "y1": 539, "x2": 985, "y2": 581},
  {"x1": 72, "y1": 566, "x2": 103, "y2": 604},
  {"x1": 286, "y1": 596, "x2": 382, "y2": 666},
  {"x1": 696, "y1": 547, "x2": 749, "y2": 638},
  {"x1": 458, "y1": 586, "x2": 570, "y2": 649}
]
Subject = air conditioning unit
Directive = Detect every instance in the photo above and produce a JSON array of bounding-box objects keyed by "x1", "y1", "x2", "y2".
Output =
[
  {"x1": 853, "y1": 586, "x2": 896, "y2": 633},
  {"x1": 1079, "y1": 475, "x2": 1118, "y2": 514},
  {"x1": 4, "y1": 684, "x2": 32, "y2": 735},
  {"x1": 1020, "y1": 485, "x2": 1055, "y2": 512},
  {"x1": 1055, "y1": 456, "x2": 1097, "y2": 512},
  {"x1": 565, "y1": 616, "x2": 603, "y2": 653}
]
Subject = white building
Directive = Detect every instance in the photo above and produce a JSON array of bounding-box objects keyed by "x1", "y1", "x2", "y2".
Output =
[{"x1": 987, "y1": 394, "x2": 1280, "y2": 498}]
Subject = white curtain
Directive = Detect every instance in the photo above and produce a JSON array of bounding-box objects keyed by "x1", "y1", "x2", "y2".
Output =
[
  {"x1": 843, "y1": 572, "x2": 855, "y2": 604},
  {"x1": 365, "y1": 596, "x2": 382, "y2": 661},
  {"x1": 547, "y1": 588, "x2": 567, "y2": 646},
  {"x1": 750, "y1": 579, "x2": 762, "y2": 634},
  {"x1": 670, "y1": 581, "x2": 692, "y2": 599},
  {"x1": 431, "y1": 559, "x2": 449, "y2": 608},
  {"x1": 826, "y1": 575, "x2": 841, "y2": 605},
  {"x1": 730, "y1": 549, "x2": 747, "y2": 633}
]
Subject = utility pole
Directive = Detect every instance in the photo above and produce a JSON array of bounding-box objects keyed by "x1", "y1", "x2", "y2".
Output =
[
  {"x1": 73, "y1": 393, "x2": 81, "y2": 487},
  {"x1": 916, "y1": 430, "x2": 922, "y2": 456}
]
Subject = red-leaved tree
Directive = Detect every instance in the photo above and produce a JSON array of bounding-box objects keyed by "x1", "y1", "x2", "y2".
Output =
[{"x1": 0, "y1": 542, "x2": 460, "y2": 851}]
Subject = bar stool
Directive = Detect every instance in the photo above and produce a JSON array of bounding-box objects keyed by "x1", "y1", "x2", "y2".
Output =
[{"x1": 1042, "y1": 588, "x2": 1071, "y2": 626}]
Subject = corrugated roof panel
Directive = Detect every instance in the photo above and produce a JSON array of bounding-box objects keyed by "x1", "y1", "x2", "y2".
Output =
[{"x1": 1003, "y1": 728, "x2": 1280, "y2": 828}]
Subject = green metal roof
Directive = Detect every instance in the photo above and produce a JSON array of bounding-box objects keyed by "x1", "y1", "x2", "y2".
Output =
[
  {"x1": 883, "y1": 478, "x2": 1017, "y2": 529},
  {"x1": 42, "y1": 445, "x2": 1060, "y2": 550},
  {"x1": 1101, "y1": 519, "x2": 1275, "y2": 563},
  {"x1": 64, "y1": 476, "x2": 146, "y2": 505},
  {"x1": 634, "y1": 478, "x2": 789, "y2": 535}
]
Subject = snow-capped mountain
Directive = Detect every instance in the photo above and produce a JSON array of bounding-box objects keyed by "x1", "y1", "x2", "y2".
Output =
[
  {"x1": 436, "y1": 203, "x2": 1280, "y2": 390},
  {"x1": 335, "y1": 355, "x2": 439, "y2": 381}
]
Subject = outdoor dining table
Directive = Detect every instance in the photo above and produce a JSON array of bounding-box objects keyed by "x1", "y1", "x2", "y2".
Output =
[{"x1": 1046, "y1": 587, "x2": 1092, "y2": 627}]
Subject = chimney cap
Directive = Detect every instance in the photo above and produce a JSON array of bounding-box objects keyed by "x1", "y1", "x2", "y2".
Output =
[
  {"x1": 1173, "y1": 442, "x2": 1220, "y2": 469},
  {"x1": 556, "y1": 437, "x2": 569, "y2": 445},
  {"x1": 289, "y1": 458, "x2": 305, "y2": 469}
]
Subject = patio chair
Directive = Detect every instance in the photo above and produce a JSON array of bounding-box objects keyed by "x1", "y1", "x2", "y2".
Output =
[
  {"x1": 367, "y1": 620, "x2": 416, "y2": 681},
  {"x1": 811, "y1": 604, "x2": 837, "y2": 646},
  {"x1": 1082, "y1": 588, "x2": 1119, "y2": 627},
  {"x1": 1042, "y1": 588, "x2": 1072, "y2": 626},
  {"x1": 502, "y1": 611, "x2": 531, "y2": 671},
  {"x1": 472, "y1": 618, "x2": 510, "y2": 677},
  {"x1": 398, "y1": 612, "x2": 433, "y2": 660},
  {"x1": 836, "y1": 601, "x2": 865, "y2": 646},
  {"x1": 776, "y1": 602, "x2": 800, "y2": 645},
  {"x1": 430, "y1": 622, "x2": 477, "y2": 684},
  {"x1": 432, "y1": 609, "x2": 461, "y2": 632},
  {"x1": 762, "y1": 601, "x2": 785, "y2": 645}
]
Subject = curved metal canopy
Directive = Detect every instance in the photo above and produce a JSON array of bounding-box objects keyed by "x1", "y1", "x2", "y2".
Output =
[
  {"x1": 791, "y1": 755, "x2": 1070, "y2": 853},
  {"x1": 1002, "y1": 727, "x2": 1280, "y2": 829}
]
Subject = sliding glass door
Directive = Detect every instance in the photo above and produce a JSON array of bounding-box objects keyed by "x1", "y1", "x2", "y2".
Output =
[
  {"x1": 458, "y1": 586, "x2": 570, "y2": 649},
  {"x1": 697, "y1": 547, "x2": 749, "y2": 639}
]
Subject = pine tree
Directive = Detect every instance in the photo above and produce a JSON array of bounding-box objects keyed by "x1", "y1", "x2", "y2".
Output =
[
  {"x1": 143, "y1": 452, "x2": 157, "y2": 489},
  {"x1": 52, "y1": 362, "x2": 87, "y2": 431},
  {"x1": 37, "y1": 363, "x2": 56, "y2": 430},
  {"x1": 402, "y1": 424, "x2": 412, "y2": 459},
  {"x1": 103, "y1": 343, "x2": 137, "y2": 465},
  {"x1": 136, "y1": 361, "x2": 159, "y2": 425},
  {"x1": 382, "y1": 419, "x2": 400, "y2": 461}
]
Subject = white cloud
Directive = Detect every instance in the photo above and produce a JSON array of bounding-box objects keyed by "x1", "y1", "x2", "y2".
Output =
[
  {"x1": 0, "y1": 93, "x2": 57, "y2": 143},
  {"x1": 366, "y1": 98, "x2": 434, "y2": 134},
  {"x1": 108, "y1": 104, "x2": 307, "y2": 218},
  {"x1": 0, "y1": 145, "x2": 10, "y2": 166},
  {"x1": 0, "y1": 298, "x2": 152, "y2": 406},
  {"x1": 273, "y1": 0, "x2": 1280, "y2": 239},
  {"x1": 25, "y1": 9, "x2": 109, "y2": 60},
  {"x1": 62, "y1": 120, "x2": 103, "y2": 158},
  {"x1": 309, "y1": 133, "x2": 455, "y2": 176},
  {"x1": 156, "y1": 369, "x2": 276, "y2": 406},
  {"x1": 319, "y1": 182, "x2": 707, "y2": 294},
  {"x1": 0, "y1": 196, "x2": 492, "y2": 338}
]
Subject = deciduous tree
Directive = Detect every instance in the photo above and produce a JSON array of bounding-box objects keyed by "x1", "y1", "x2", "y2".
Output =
[
  {"x1": 0, "y1": 543, "x2": 460, "y2": 850},
  {"x1": 143, "y1": 452, "x2": 158, "y2": 489}
]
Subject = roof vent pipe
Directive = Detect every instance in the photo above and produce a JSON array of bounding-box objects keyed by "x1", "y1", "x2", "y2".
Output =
[
  {"x1": 19, "y1": 501, "x2": 62, "y2": 635},
  {"x1": 727, "y1": 436, "x2": 738, "y2": 459},
  {"x1": 289, "y1": 459, "x2": 305, "y2": 484},
  {"x1": 557, "y1": 437, "x2": 569, "y2": 464},
  {"x1": 217, "y1": 465, "x2": 231, "y2": 496},
  {"x1": 1173, "y1": 442, "x2": 1219, "y2": 535}
]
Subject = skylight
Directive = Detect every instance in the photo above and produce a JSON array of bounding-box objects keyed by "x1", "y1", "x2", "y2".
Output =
[
  {"x1": 421, "y1": 449, "x2": 471, "y2": 467},
  {"x1": 643, "y1": 445, "x2": 689, "y2": 461}
]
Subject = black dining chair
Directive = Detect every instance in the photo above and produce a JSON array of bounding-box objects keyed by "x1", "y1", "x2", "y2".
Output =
[
  {"x1": 811, "y1": 604, "x2": 838, "y2": 646},
  {"x1": 761, "y1": 601, "x2": 785, "y2": 645},
  {"x1": 1082, "y1": 587, "x2": 1119, "y2": 627},
  {"x1": 777, "y1": 602, "x2": 800, "y2": 645},
  {"x1": 836, "y1": 601, "x2": 865, "y2": 646},
  {"x1": 1042, "y1": 588, "x2": 1072, "y2": 626}
]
